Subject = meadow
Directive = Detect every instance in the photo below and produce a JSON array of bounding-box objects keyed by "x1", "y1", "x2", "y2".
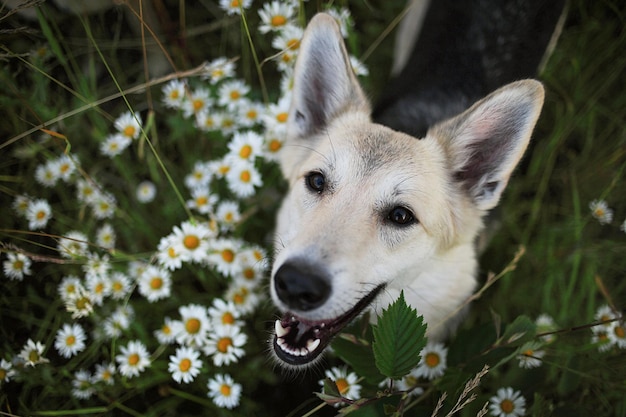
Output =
[{"x1": 1, "y1": 0, "x2": 624, "y2": 416}]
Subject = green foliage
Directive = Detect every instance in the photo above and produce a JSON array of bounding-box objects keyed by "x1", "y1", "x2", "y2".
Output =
[{"x1": 372, "y1": 292, "x2": 427, "y2": 380}]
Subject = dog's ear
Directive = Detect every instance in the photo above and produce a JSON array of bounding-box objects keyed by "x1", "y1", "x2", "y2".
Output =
[
  {"x1": 430, "y1": 80, "x2": 544, "y2": 211},
  {"x1": 281, "y1": 13, "x2": 370, "y2": 176}
]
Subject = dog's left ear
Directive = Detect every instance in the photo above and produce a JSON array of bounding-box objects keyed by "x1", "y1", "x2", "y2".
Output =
[
  {"x1": 281, "y1": 13, "x2": 370, "y2": 176},
  {"x1": 430, "y1": 80, "x2": 544, "y2": 211}
]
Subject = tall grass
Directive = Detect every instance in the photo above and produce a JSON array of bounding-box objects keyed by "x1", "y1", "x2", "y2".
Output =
[{"x1": 1, "y1": 0, "x2": 624, "y2": 416}]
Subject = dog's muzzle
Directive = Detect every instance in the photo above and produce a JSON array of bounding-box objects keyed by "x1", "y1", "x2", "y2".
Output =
[{"x1": 271, "y1": 261, "x2": 385, "y2": 366}]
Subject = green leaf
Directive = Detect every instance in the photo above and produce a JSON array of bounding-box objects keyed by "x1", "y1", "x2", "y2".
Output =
[
  {"x1": 372, "y1": 291, "x2": 427, "y2": 379},
  {"x1": 501, "y1": 315, "x2": 536, "y2": 347}
]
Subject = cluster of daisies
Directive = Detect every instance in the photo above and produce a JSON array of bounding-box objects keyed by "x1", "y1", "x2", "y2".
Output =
[{"x1": 589, "y1": 198, "x2": 626, "y2": 232}]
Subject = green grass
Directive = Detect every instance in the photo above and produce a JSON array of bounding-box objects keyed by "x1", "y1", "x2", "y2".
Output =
[{"x1": 1, "y1": 0, "x2": 625, "y2": 416}]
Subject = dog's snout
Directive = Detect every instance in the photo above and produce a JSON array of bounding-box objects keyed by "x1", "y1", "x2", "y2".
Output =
[{"x1": 274, "y1": 262, "x2": 331, "y2": 311}]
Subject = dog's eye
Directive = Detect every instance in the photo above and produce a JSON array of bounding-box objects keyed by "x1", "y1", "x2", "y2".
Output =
[
  {"x1": 305, "y1": 172, "x2": 325, "y2": 193},
  {"x1": 387, "y1": 206, "x2": 416, "y2": 226}
]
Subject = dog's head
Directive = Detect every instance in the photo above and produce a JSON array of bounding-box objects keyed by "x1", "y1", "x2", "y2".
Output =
[{"x1": 270, "y1": 13, "x2": 544, "y2": 367}]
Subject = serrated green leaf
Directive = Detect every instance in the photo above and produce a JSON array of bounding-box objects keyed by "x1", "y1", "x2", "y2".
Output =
[{"x1": 372, "y1": 291, "x2": 427, "y2": 379}]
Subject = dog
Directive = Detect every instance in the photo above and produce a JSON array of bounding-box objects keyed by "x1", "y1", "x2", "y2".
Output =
[{"x1": 270, "y1": 0, "x2": 565, "y2": 367}]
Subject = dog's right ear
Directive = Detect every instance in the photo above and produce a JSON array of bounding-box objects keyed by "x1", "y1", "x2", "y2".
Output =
[{"x1": 281, "y1": 13, "x2": 370, "y2": 176}]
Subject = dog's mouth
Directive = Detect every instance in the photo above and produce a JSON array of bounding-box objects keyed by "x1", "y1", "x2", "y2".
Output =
[{"x1": 272, "y1": 284, "x2": 385, "y2": 366}]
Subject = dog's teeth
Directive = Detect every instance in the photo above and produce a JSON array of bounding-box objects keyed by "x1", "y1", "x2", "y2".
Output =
[
  {"x1": 274, "y1": 320, "x2": 289, "y2": 338},
  {"x1": 306, "y1": 338, "x2": 320, "y2": 352}
]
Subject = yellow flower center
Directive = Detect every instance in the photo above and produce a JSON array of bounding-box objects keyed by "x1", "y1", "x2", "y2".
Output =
[
  {"x1": 184, "y1": 235, "x2": 200, "y2": 250},
  {"x1": 243, "y1": 268, "x2": 255, "y2": 280},
  {"x1": 287, "y1": 39, "x2": 300, "y2": 50},
  {"x1": 60, "y1": 163, "x2": 70, "y2": 173},
  {"x1": 66, "y1": 335, "x2": 76, "y2": 346},
  {"x1": 217, "y1": 337, "x2": 233, "y2": 353},
  {"x1": 196, "y1": 196, "x2": 208, "y2": 206},
  {"x1": 219, "y1": 165, "x2": 230, "y2": 175},
  {"x1": 113, "y1": 282, "x2": 123, "y2": 292},
  {"x1": 222, "y1": 312, "x2": 235, "y2": 325},
  {"x1": 230, "y1": 90, "x2": 240, "y2": 100},
  {"x1": 95, "y1": 283, "x2": 104, "y2": 294},
  {"x1": 224, "y1": 212, "x2": 234, "y2": 222},
  {"x1": 271, "y1": 15, "x2": 287, "y2": 27},
  {"x1": 239, "y1": 145, "x2": 252, "y2": 159},
  {"x1": 168, "y1": 247, "x2": 177, "y2": 258},
  {"x1": 0, "y1": 369, "x2": 6, "y2": 380},
  {"x1": 179, "y1": 358, "x2": 192, "y2": 372},
  {"x1": 500, "y1": 399, "x2": 514, "y2": 414},
  {"x1": 123, "y1": 126, "x2": 136, "y2": 138},
  {"x1": 246, "y1": 109, "x2": 258, "y2": 119},
  {"x1": 276, "y1": 112, "x2": 288, "y2": 123},
  {"x1": 66, "y1": 284, "x2": 76, "y2": 294},
  {"x1": 425, "y1": 352, "x2": 440, "y2": 368},
  {"x1": 28, "y1": 350, "x2": 40, "y2": 363},
  {"x1": 221, "y1": 249, "x2": 235, "y2": 263},
  {"x1": 13, "y1": 260, "x2": 24, "y2": 270},
  {"x1": 335, "y1": 378, "x2": 349, "y2": 394},
  {"x1": 193, "y1": 99, "x2": 204, "y2": 111},
  {"x1": 212, "y1": 68, "x2": 224, "y2": 78},
  {"x1": 36, "y1": 210, "x2": 46, "y2": 220},
  {"x1": 150, "y1": 277, "x2": 163, "y2": 290},
  {"x1": 240, "y1": 170, "x2": 251, "y2": 183},
  {"x1": 128, "y1": 353, "x2": 140, "y2": 366},
  {"x1": 76, "y1": 296, "x2": 90, "y2": 310},
  {"x1": 162, "y1": 324, "x2": 171, "y2": 335},
  {"x1": 220, "y1": 384, "x2": 231, "y2": 396},
  {"x1": 186, "y1": 318, "x2": 201, "y2": 334},
  {"x1": 614, "y1": 325, "x2": 625, "y2": 339},
  {"x1": 170, "y1": 90, "x2": 179, "y2": 100},
  {"x1": 230, "y1": 0, "x2": 239, "y2": 7}
]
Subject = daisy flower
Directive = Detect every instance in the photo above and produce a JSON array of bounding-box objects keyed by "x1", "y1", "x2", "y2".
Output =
[
  {"x1": 100, "y1": 133, "x2": 131, "y2": 157},
  {"x1": 350, "y1": 55, "x2": 369, "y2": 77},
  {"x1": 608, "y1": 321, "x2": 626, "y2": 349},
  {"x1": 0, "y1": 358, "x2": 16, "y2": 383},
  {"x1": 25, "y1": 198, "x2": 51, "y2": 230},
  {"x1": 225, "y1": 281, "x2": 260, "y2": 314},
  {"x1": 54, "y1": 323, "x2": 87, "y2": 358},
  {"x1": 157, "y1": 234, "x2": 184, "y2": 271},
  {"x1": 535, "y1": 313, "x2": 558, "y2": 343},
  {"x1": 95, "y1": 223, "x2": 116, "y2": 249},
  {"x1": 216, "y1": 200, "x2": 241, "y2": 231},
  {"x1": 207, "y1": 373, "x2": 242, "y2": 409},
  {"x1": 238, "y1": 101, "x2": 265, "y2": 127},
  {"x1": 263, "y1": 129, "x2": 285, "y2": 162},
  {"x1": 64, "y1": 285, "x2": 94, "y2": 319},
  {"x1": 34, "y1": 162, "x2": 58, "y2": 187},
  {"x1": 208, "y1": 238, "x2": 243, "y2": 277},
  {"x1": 208, "y1": 298, "x2": 243, "y2": 328},
  {"x1": 225, "y1": 159, "x2": 263, "y2": 198},
  {"x1": 18, "y1": 339, "x2": 49, "y2": 367},
  {"x1": 71, "y1": 369, "x2": 95, "y2": 399},
  {"x1": 105, "y1": 272, "x2": 129, "y2": 300},
  {"x1": 589, "y1": 199, "x2": 613, "y2": 224},
  {"x1": 517, "y1": 341, "x2": 545, "y2": 369},
  {"x1": 51, "y1": 154, "x2": 77, "y2": 182},
  {"x1": 114, "y1": 111, "x2": 142, "y2": 140},
  {"x1": 215, "y1": 112, "x2": 238, "y2": 135},
  {"x1": 204, "y1": 57, "x2": 236, "y2": 84},
  {"x1": 236, "y1": 248, "x2": 266, "y2": 287},
  {"x1": 83, "y1": 253, "x2": 111, "y2": 280},
  {"x1": 258, "y1": 1, "x2": 295, "y2": 34},
  {"x1": 162, "y1": 79, "x2": 187, "y2": 109},
  {"x1": 103, "y1": 306, "x2": 133, "y2": 339},
  {"x1": 219, "y1": 0, "x2": 252, "y2": 15},
  {"x1": 182, "y1": 88, "x2": 212, "y2": 118},
  {"x1": 185, "y1": 161, "x2": 213, "y2": 189},
  {"x1": 195, "y1": 110, "x2": 218, "y2": 132},
  {"x1": 93, "y1": 362, "x2": 116, "y2": 385},
  {"x1": 76, "y1": 179, "x2": 100, "y2": 204},
  {"x1": 168, "y1": 346, "x2": 203, "y2": 383},
  {"x1": 489, "y1": 387, "x2": 526, "y2": 417},
  {"x1": 175, "y1": 304, "x2": 211, "y2": 347},
  {"x1": 171, "y1": 220, "x2": 214, "y2": 264},
  {"x1": 12, "y1": 194, "x2": 31, "y2": 216},
  {"x1": 58, "y1": 275, "x2": 83, "y2": 301},
  {"x1": 217, "y1": 79, "x2": 250, "y2": 110},
  {"x1": 592, "y1": 328, "x2": 613, "y2": 352},
  {"x1": 208, "y1": 157, "x2": 233, "y2": 180},
  {"x1": 414, "y1": 342, "x2": 448, "y2": 380},
  {"x1": 155, "y1": 316, "x2": 177, "y2": 345},
  {"x1": 186, "y1": 186, "x2": 218, "y2": 215},
  {"x1": 320, "y1": 366, "x2": 362, "y2": 403},
  {"x1": 203, "y1": 324, "x2": 247, "y2": 366},
  {"x1": 90, "y1": 191, "x2": 116, "y2": 219},
  {"x1": 388, "y1": 372, "x2": 425, "y2": 397},
  {"x1": 3, "y1": 252, "x2": 32, "y2": 281},
  {"x1": 227, "y1": 130, "x2": 264, "y2": 162},
  {"x1": 57, "y1": 231, "x2": 89, "y2": 258},
  {"x1": 136, "y1": 180, "x2": 157, "y2": 203},
  {"x1": 271, "y1": 24, "x2": 303, "y2": 70},
  {"x1": 115, "y1": 340, "x2": 150, "y2": 378},
  {"x1": 137, "y1": 264, "x2": 172, "y2": 302},
  {"x1": 263, "y1": 95, "x2": 290, "y2": 133}
]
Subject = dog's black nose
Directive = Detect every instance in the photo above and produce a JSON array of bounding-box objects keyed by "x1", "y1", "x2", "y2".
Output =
[{"x1": 274, "y1": 262, "x2": 331, "y2": 311}]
